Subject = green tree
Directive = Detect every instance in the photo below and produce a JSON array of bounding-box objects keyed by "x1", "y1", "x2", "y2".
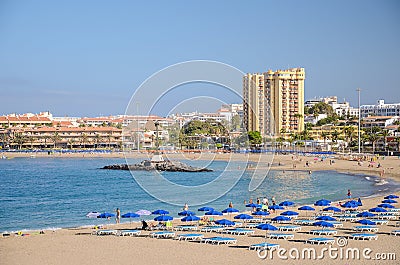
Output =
[
  {"x1": 13, "y1": 133, "x2": 27, "y2": 149},
  {"x1": 247, "y1": 131, "x2": 262, "y2": 146},
  {"x1": 52, "y1": 132, "x2": 61, "y2": 149}
]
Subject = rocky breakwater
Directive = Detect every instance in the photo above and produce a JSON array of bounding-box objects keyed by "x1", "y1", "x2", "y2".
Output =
[{"x1": 102, "y1": 160, "x2": 212, "y2": 172}]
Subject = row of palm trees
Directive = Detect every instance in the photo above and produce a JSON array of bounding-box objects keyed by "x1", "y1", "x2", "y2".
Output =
[
  {"x1": 2, "y1": 132, "x2": 117, "y2": 150},
  {"x1": 276, "y1": 126, "x2": 399, "y2": 153}
]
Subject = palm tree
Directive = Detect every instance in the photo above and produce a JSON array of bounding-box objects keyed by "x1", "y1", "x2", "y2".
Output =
[
  {"x1": 27, "y1": 135, "x2": 36, "y2": 149},
  {"x1": 367, "y1": 133, "x2": 379, "y2": 154},
  {"x1": 331, "y1": 129, "x2": 340, "y2": 143},
  {"x1": 52, "y1": 132, "x2": 61, "y2": 149},
  {"x1": 80, "y1": 133, "x2": 88, "y2": 149},
  {"x1": 13, "y1": 133, "x2": 27, "y2": 150},
  {"x1": 94, "y1": 134, "x2": 102, "y2": 149},
  {"x1": 67, "y1": 138, "x2": 75, "y2": 150},
  {"x1": 380, "y1": 129, "x2": 391, "y2": 153}
]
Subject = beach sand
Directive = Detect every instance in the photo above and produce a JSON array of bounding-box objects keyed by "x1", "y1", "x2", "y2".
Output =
[
  {"x1": 1, "y1": 194, "x2": 399, "y2": 265},
  {"x1": 1, "y1": 152, "x2": 399, "y2": 264}
]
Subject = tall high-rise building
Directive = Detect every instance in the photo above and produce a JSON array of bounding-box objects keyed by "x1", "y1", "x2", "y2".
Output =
[{"x1": 243, "y1": 68, "x2": 305, "y2": 137}]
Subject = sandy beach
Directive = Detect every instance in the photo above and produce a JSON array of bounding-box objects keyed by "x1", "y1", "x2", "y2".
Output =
[
  {"x1": 1, "y1": 193, "x2": 399, "y2": 265},
  {"x1": 1, "y1": 152, "x2": 399, "y2": 264}
]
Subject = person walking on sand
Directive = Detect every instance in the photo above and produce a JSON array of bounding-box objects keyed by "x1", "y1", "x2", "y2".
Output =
[
  {"x1": 271, "y1": 196, "x2": 276, "y2": 205},
  {"x1": 116, "y1": 208, "x2": 121, "y2": 224},
  {"x1": 183, "y1": 203, "x2": 189, "y2": 211},
  {"x1": 229, "y1": 201, "x2": 233, "y2": 208}
]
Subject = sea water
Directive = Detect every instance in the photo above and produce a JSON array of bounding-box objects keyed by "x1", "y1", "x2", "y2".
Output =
[{"x1": 0, "y1": 157, "x2": 398, "y2": 232}]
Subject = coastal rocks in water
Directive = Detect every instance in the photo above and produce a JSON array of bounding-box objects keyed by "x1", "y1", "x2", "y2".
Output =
[{"x1": 102, "y1": 160, "x2": 212, "y2": 172}]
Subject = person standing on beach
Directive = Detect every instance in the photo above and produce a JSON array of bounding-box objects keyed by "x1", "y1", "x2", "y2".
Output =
[
  {"x1": 116, "y1": 208, "x2": 121, "y2": 224},
  {"x1": 229, "y1": 201, "x2": 233, "y2": 208},
  {"x1": 271, "y1": 196, "x2": 276, "y2": 205},
  {"x1": 183, "y1": 203, "x2": 189, "y2": 211},
  {"x1": 347, "y1": 189, "x2": 351, "y2": 199}
]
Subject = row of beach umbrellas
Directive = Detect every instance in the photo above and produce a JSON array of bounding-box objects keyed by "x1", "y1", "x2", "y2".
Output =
[{"x1": 86, "y1": 194, "x2": 398, "y2": 223}]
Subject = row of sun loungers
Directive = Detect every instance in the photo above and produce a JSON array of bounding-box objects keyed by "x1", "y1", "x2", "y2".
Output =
[
  {"x1": 201, "y1": 237, "x2": 237, "y2": 245},
  {"x1": 95, "y1": 229, "x2": 141, "y2": 236},
  {"x1": 349, "y1": 233, "x2": 378, "y2": 240}
]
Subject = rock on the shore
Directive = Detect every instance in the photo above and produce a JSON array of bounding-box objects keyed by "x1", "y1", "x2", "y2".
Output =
[{"x1": 102, "y1": 160, "x2": 212, "y2": 172}]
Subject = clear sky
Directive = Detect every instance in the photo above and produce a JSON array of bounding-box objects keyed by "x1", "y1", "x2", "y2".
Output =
[{"x1": 0, "y1": 0, "x2": 399, "y2": 117}]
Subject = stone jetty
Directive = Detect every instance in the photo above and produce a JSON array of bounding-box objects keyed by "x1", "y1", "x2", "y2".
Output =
[{"x1": 102, "y1": 159, "x2": 212, "y2": 172}]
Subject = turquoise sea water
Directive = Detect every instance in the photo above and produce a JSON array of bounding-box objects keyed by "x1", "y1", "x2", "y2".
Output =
[{"x1": 0, "y1": 157, "x2": 398, "y2": 232}]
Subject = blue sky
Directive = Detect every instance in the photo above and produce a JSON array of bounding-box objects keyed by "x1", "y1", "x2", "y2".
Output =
[{"x1": 0, "y1": 0, "x2": 399, "y2": 117}]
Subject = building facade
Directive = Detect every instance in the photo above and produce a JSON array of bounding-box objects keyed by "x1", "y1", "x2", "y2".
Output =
[
  {"x1": 360, "y1": 100, "x2": 400, "y2": 118},
  {"x1": 243, "y1": 68, "x2": 305, "y2": 137}
]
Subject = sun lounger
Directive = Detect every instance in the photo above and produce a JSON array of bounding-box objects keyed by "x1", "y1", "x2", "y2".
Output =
[
  {"x1": 320, "y1": 212, "x2": 334, "y2": 216},
  {"x1": 293, "y1": 219, "x2": 315, "y2": 226},
  {"x1": 278, "y1": 225, "x2": 301, "y2": 231},
  {"x1": 267, "y1": 233, "x2": 295, "y2": 240},
  {"x1": 350, "y1": 233, "x2": 378, "y2": 240},
  {"x1": 173, "y1": 225, "x2": 198, "y2": 231},
  {"x1": 327, "y1": 221, "x2": 344, "y2": 228},
  {"x1": 375, "y1": 215, "x2": 397, "y2": 220},
  {"x1": 200, "y1": 226, "x2": 224, "y2": 232},
  {"x1": 336, "y1": 216, "x2": 359, "y2": 222},
  {"x1": 246, "y1": 218, "x2": 263, "y2": 223},
  {"x1": 370, "y1": 220, "x2": 389, "y2": 225},
  {"x1": 222, "y1": 228, "x2": 255, "y2": 235},
  {"x1": 119, "y1": 230, "x2": 141, "y2": 236},
  {"x1": 249, "y1": 242, "x2": 280, "y2": 251},
  {"x1": 306, "y1": 237, "x2": 335, "y2": 245},
  {"x1": 310, "y1": 229, "x2": 337, "y2": 236},
  {"x1": 149, "y1": 231, "x2": 175, "y2": 238},
  {"x1": 201, "y1": 237, "x2": 237, "y2": 245},
  {"x1": 391, "y1": 230, "x2": 400, "y2": 236},
  {"x1": 176, "y1": 233, "x2": 204, "y2": 241},
  {"x1": 353, "y1": 226, "x2": 379, "y2": 232},
  {"x1": 243, "y1": 223, "x2": 259, "y2": 228},
  {"x1": 95, "y1": 230, "x2": 118, "y2": 236}
]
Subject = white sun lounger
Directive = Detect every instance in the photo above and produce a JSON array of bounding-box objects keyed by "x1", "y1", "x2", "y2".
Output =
[
  {"x1": 267, "y1": 233, "x2": 295, "y2": 240},
  {"x1": 176, "y1": 233, "x2": 204, "y2": 241},
  {"x1": 249, "y1": 242, "x2": 280, "y2": 251},
  {"x1": 306, "y1": 238, "x2": 335, "y2": 245},
  {"x1": 336, "y1": 216, "x2": 359, "y2": 222},
  {"x1": 95, "y1": 230, "x2": 118, "y2": 236},
  {"x1": 371, "y1": 220, "x2": 389, "y2": 225},
  {"x1": 201, "y1": 237, "x2": 237, "y2": 245},
  {"x1": 310, "y1": 229, "x2": 337, "y2": 236},
  {"x1": 350, "y1": 233, "x2": 378, "y2": 240},
  {"x1": 391, "y1": 230, "x2": 400, "y2": 236},
  {"x1": 353, "y1": 226, "x2": 379, "y2": 232},
  {"x1": 149, "y1": 231, "x2": 175, "y2": 238},
  {"x1": 200, "y1": 226, "x2": 224, "y2": 232},
  {"x1": 174, "y1": 225, "x2": 198, "y2": 231},
  {"x1": 327, "y1": 221, "x2": 344, "y2": 228},
  {"x1": 375, "y1": 215, "x2": 397, "y2": 220},
  {"x1": 293, "y1": 219, "x2": 315, "y2": 226},
  {"x1": 119, "y1": 230, "x2": 141, "y2": 236},
  {"x1": 221, "y1": 228, "x2": 255, "y2": 235},
  {"x1": 243, "y1": 223, "x2": 259, "y2": 228},
  {"x1": 278, "y1": 225, "x2": 301, "y2": 231}
]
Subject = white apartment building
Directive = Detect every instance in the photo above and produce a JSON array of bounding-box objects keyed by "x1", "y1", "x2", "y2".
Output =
[{"x1": 360, "y1": 100, "x2": 400, "y2": 118}]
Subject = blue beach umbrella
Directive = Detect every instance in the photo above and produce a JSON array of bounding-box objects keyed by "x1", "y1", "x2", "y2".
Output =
[
  {"x1": 252, "y1": 210, "x2": 270, "y2": 216},
  {"x1": 181, "y1": 215, "x2": 200, "y2": 222},
  {"x1": 97, "y1": 212, "x2": 115, "y2": 218},
  {"x1": 222, "y1": 208, "x2": 240, "y2": 214},
  {"x1": 316, "y1": 215, "x2": 336, "y2": 221},
  {"x1": 313, "y1": 221, "x2": 334, "y2": 228},
  {"x1": 298, "y1": 206, "x2": 315, "y2": 211},
  {"x1": 279, "y1": 201, "x2": 295, "y2": 207},
  {"x1": 269, "y1": 205, "x2": 284, "y2": 210},
  {"x1": 152, "y1": 209, "x2": 169, "y2": 215},
  {"x1": 234, "y1": 214, "x2": 254, "y2": 220},
  {"x1": 323, "y1": 206, "x2": 341, "y2": 212},
  {"x1": 378, "y1": 203, "x2": 395, "y2": 209},
  {"x1": 271, "y1": 216, "x2": 291, "y2": 222},
  {"x1": 178, "y1": 210, "x2": 195, "y2": 216},
  {"x1": 256, "y1": 223, "x2": 278, "y2": 238},
  {"x1": 384, "y1": 195, "x2": 399, "y2": 199},
  {"x1": 122, "y1": 212, "x2": 140, "y2": 218},
  {"x1": 356, "y1": 212, "x2": 376, "y2": 218},
  {"x1": 382, "y1": 199, "x2": 397, "y2": 204},
  {"x1": 198, "y1": 206, "x2": 214, "y2": 212},
  {"x1": 246, "y1": 203, "x2": 262, "y2": 208},
  {"x1": 341, "y1": 201, "x2": 359, "y2": 208},
  {"x1": 205, "y1": 210, "x2": 223, "y2": 216},
  {"x1": 314, "y1": 199, "x2": 331, "y2": 206},
  {"x1": 121, "y1": 212, "x2": 140, "y2": 223},
  {"x1": 357, "y1": 219, "x2": 376, "y2": 225},
  {"x1": 357, "y1": 198, "x2": 363, "y2": 206},
  {"x1": 215, "y1": 219, "x2": 235, "y2": 226},
  {"x1": 280, "y1": 211, "x2": 299, "y2": 217},
  {"x1": 154, "y1": 215, "x2": 173, "y2": 222},
  {"x1": 369, "y1": 207, "x2": 387, "y2": 213}
]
